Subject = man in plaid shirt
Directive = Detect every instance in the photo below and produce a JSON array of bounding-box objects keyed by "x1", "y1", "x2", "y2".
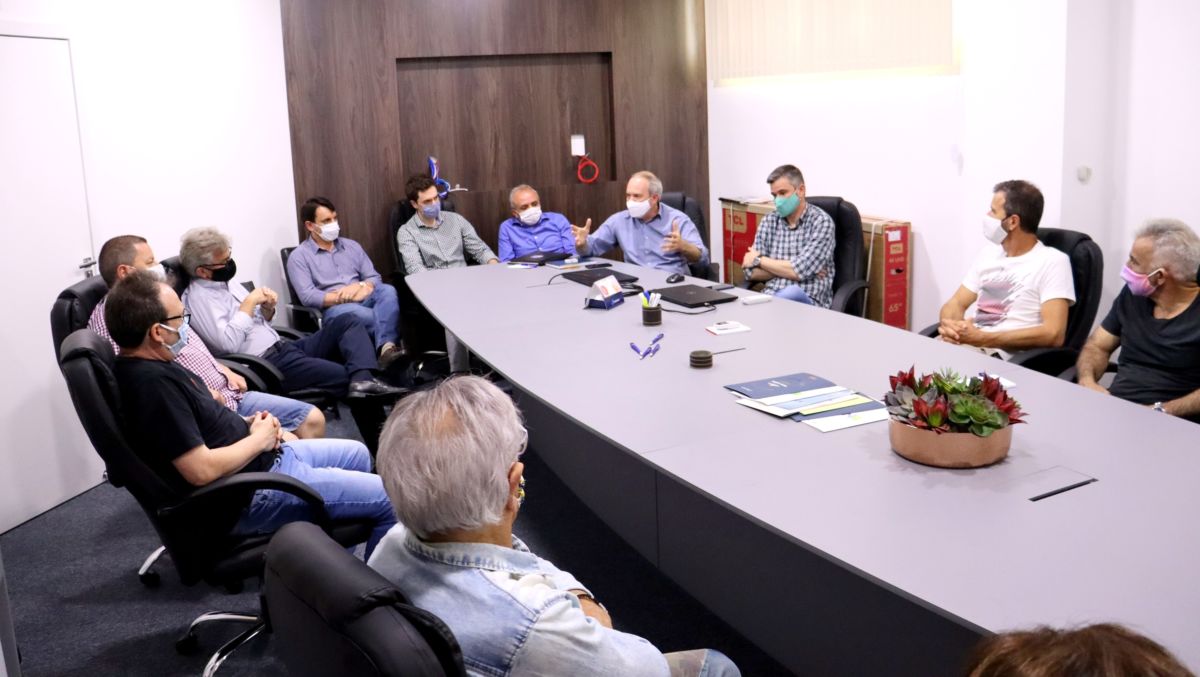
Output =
[
  {"x1": 741, "y1": 164, "x2": 835, "y2": 308},
  {"x1": 88, "y1": 236, "x2": 326, "y2": 439}
]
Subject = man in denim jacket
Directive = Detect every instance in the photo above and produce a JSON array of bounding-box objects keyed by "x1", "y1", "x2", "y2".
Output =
[{"x1": 370, "y1": 376, "x2": 740, "y2": 677}]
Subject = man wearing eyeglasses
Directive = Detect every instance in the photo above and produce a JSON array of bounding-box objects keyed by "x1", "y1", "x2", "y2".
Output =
[
  {"x1": 180, "y1": 227, "x2": 404, "y2": 397},
  {"x1": 106, "y1": 270, "x2": 396, "y2": 558},
  {"x1": 89, "y1": 235, "x2": 325, "y2": 438}
]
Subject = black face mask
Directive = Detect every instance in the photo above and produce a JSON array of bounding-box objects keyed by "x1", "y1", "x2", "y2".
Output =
[{"x1": 206, "y1": 258, "x2": 237, "y2": 283}]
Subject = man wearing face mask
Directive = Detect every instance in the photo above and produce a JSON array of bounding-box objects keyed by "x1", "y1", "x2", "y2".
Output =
[
  {"x1": 938, "y1": 180, "x2": 1075, "y2": 355},
  {"x1": 89, "y1": 235, "x2": 326, "y2": 438},
  {"x1": 286, "y1": 196, "x2": 405, "y2": 366},
  {"x1": 396, "y1": 173, "x2": 499, "y2": 373},
  {"x1": 739, "y1": 164, "x2": 835, "y2": 307},
  {"x1": 572, "y1": 170, "x2": 708, "y2": 276},
  {"x1": 106, "y1": 270, "x2": 397, "y2": 559},
  {"x1": 496, "y1": 184, "x2": 576, "y2": 262},
  {"x1": 181, "y1": 227, "x2": 405, "y2": 397},
  {"x1": 1077, "y1": 218, "x2": 1200, "y2": 422}
]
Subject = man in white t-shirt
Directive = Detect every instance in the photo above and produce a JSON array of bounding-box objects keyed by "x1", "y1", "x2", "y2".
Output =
[{"x1": 938, "y1": 180, "x2": 1075, "y2": 353}]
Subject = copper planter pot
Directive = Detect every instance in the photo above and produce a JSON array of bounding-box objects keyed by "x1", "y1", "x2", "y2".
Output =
[{"x1": 888, "y1": 419, "x2": 1012, "y2": 469}]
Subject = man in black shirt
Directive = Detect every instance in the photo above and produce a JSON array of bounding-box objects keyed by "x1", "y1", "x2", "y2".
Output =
[
  {"x1": 106, "y1": 270, "x2": 397, "y2": 556},
  {"x1": 1077, "y1": 218, "x2": 1200, "y2": 423}
]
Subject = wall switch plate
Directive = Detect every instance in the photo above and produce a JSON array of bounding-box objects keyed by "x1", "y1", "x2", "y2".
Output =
[{"x1": 571, "y1": 134, "x2": 586, "y2": 156}]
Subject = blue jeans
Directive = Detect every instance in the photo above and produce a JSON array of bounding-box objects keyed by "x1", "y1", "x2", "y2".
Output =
[
  {"x1": 773, "y1": 284, "x2": 815, "y2": 305},
  {"x1": 232, "y1": 439, "x2": 396, "y2": 558},
  {"x1": 236, "y1": 390, "x2": 315, "y2": 431},
  {"x1": 664, "y1": 649, "x2": 741, "y2": 677},
  {"x1": 322, "y1": 283, "x2": 401, "y2": 349}
]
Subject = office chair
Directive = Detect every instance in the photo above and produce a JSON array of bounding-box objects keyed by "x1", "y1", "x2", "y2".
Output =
[
  {"x1": 660, "y1": 191, "x2": 720, "y2": 281},
  {"x1": 739, "y1": 196, "x2": 869, "y2": 316},
  {"x1": 279, "y1": 247, "x2": 324, "y2": 334},
  {"x1": 263, "y1": 522, "x2": 466, "y2": 677},
  {"x1": 918, "y1": 227, "x2": 1104, "y2": 376},
  {"x1": 56, "y1": 329, "x2": 375, "y2": 676}
]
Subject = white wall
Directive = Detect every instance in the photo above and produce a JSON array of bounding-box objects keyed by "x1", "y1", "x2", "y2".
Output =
[
  {"x1": 0, "y1": 0, "x2": 298, "y2": 293},
  {"x1": 707, "y1": 1, "x2": 1075, "y2": 326}
]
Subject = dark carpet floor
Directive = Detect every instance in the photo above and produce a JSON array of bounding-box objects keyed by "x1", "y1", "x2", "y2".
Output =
[{"x1": 1, "y1": 404, "x2": 792, "y2": 676}]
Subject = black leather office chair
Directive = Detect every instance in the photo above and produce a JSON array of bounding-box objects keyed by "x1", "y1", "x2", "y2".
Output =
[
  {"x1": 50, "y1": 275, "x2": 108, "y2": 359},
  {"x1": 740, "y1": 196, "x2": 868, "y2": 316},
  {"x1": 660, "y1": 191, "x2": 719, "y2": 281},
  {"x1": 919, "y1": 227, "x2": 1104, "y2": 376},
  {"x1": 263, "y1": 522, "x2": 466, "y2": 677},
  {"x1": 57, "y1": 329, "x2": 375, "y2": 675},
  {"x1": 279, "y1": 246, "x2": 324, "y2": 334}
]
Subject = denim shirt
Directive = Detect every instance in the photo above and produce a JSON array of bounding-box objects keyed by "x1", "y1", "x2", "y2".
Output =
[{"x1": 368, "y1": 524, "x2": 669, "y2": 677}]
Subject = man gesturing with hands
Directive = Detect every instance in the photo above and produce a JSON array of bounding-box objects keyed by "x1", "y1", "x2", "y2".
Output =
[
  {"x1": 108, "y1": 270, "x2": 396, "y2": 558},
  {"x1": 573, "y1": 170, "x2": 708, "y2": 276}
]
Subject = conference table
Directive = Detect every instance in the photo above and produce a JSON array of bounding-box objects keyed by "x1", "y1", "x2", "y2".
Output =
[{"x1": 407, "y1": 261, "x2": 1200, "y2": 676}]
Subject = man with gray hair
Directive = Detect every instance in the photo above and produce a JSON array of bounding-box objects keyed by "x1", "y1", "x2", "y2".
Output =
[
  {"x1": 496, "y1": 184, "x2": 577, "y2": 262},
  {"x1": 370, "y1": 376, "x2": 741, "y2": 677},
  {"x1": 572, "y1": 170, "x2": 709, "y2": 276},
  {"x1": 741, "y1": 164, "x2": 835, "y2": 307},
  {"x1": 180, "y1": 227, "x2": 404, "y2": 397},
  {"x1": 1077, "y1": 218, "x2": 1200, "y2": 422}
]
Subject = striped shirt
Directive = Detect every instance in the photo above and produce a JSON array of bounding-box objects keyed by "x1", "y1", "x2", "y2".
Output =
[
  {"x1": 89, "y1": 297, "x2": 241, "y2": 411},
  {"x1": 396, "y1": 211, "x2": 497, "y2": 274},
  {"x1": 751, "y1": 203, "x2": 836, "y2": 308}
]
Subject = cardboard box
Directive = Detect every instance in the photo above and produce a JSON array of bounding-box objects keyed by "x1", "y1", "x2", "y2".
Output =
[
  {"x1": 861, "y1": 216, "x2": 912, "y2": 330},
  {"x1": 720, "y1": 199, "x2": 774, "y2": 285}
]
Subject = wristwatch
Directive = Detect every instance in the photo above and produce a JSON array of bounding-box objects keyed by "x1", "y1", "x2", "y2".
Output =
[
  {"x1": 1153, "y1": 402, "x2": 1166, "y2": 413},
  {"x1": 752, "y1": 255, "x2": 762, "y2": 268}
]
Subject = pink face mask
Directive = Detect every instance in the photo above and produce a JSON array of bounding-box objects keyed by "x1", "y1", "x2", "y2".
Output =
[{"x1": 1120, "y1": 264, "x2": 1163, "y2": 297}]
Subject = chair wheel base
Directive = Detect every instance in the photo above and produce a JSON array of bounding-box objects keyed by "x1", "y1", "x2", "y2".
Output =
[
  {"x1": 139, "y1": 571, "x2": 161, "y2": 588},
  {"x1": 175, "y1": 633, "x2": 199, "y2": 655}
]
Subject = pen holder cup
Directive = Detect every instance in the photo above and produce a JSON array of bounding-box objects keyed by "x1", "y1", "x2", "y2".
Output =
[{"x1": 642, "y1": 306, "x2": 662, "y2": 326}]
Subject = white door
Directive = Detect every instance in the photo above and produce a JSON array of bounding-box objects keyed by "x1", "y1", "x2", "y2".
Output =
[{"x1": 0, "y1": 33, "x2": 105, "y2": 533}]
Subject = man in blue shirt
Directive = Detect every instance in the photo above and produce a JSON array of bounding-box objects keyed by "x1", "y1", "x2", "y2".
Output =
[
  {"x1": 497, "y1": 184, "x2": 577, "y2": 261},
  {"x1": 287, "y1": 197, "x2": 404, "y2": 365},
  {"x1": 572, "y1": 171, "x2": 709, "y2": 276}
]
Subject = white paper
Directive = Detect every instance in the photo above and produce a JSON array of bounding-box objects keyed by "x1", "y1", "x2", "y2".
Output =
[{"x1": 803, "y1": 408, "x2": 890, "y2": 432}]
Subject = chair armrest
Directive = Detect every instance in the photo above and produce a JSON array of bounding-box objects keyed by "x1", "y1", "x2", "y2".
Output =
[
  {"x1": 284, "y1": 303, "x2": 322, "y2": 328},
  {"x1": 273, "y1": 326, "x2": 308, "y2": 342},
  {"x1": 831, "y1": 279, "x2": 869, "y2": 315},
  {"x1": 172, "y1": 471, "x2": 331, "y2": 529},
  {"x1": 223, "y1": 353, "x2": 285, "y2": 393},
  {"x1": 217, "y1": 359, "x2": 268, "y2": 392},
  {"x1": 1007, "y1": 347, "x2": 1081, "y2": 376}
]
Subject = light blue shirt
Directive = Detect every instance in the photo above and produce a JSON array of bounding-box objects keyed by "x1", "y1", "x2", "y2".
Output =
[
  {"x1": 286, "y1": 237, "x2": 383, "y2": 308},
  {"x1": 497, "y1": 212, "x2": 576, "y2": 262},
  {"x1": 586, "y1": 202, "x2": 709, "y2": 276},
  {"x1": 183, "y1": 278, "x2": 279, "y2": 357},
  {"x1": 368, "y1": 524, "x2": 669, "y2": 677}
]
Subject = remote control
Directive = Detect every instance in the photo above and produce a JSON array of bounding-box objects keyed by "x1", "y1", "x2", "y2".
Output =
[{"x1": 741, "y1": 295, "x2": 772, "y2": 306}]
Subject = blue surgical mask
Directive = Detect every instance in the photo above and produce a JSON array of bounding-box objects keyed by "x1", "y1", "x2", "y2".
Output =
[
  {"x1": 774, "y1": 193, "x2": 800, "y2": 218},
  {"x1": 157, "y1": 316, "x2": 189, "y2": 358},
  {"x1": 421, "y1": 201, "x2": 441, "y2": 220}
]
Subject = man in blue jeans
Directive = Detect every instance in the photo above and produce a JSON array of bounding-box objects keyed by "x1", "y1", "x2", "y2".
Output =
[
  {"x1": 741, "y1": 164, "x2": 835, "y2": 307},
  {"x1": 106, "y1": 269, "x2": 396, "y2": 557},
  {"x1": 287, "y1": 196, "x2": 405, "y2": 365}
]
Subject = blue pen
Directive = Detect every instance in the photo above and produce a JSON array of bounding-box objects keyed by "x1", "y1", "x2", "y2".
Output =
[
  {"x1": 649, "y1": 344, "x2": 661, "y2": 358},
  {"x1": 629, "y1": 342, "x2": 642, "y2": 357},
  {"x1": 650, "y1": 333, "x2": 664, "y2": 345}
]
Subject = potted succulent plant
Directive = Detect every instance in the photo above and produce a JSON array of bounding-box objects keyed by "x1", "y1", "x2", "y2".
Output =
[{"x1": 883, "y1": 367, "x2": 1025, "y2": 468}]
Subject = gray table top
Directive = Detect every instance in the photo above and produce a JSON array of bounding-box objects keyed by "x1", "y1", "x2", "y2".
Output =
[{"x1": 407, "y1": 262, "x2": 1200, "y2": 668}]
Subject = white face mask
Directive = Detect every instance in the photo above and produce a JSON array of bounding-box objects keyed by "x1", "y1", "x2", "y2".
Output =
[
  {"x1": 627, "y1": 198, "x2": 652, "y2": 219},
  {"x1": 144, "y1": 262, "x2": 166, "y2": 281},
  {"x1": 981, "y1": 214, "x2": 1008, "y2": 244},
  {"x1": 318, "y1": 221, "x2": 340, "y2": 242},
  {"x1": 518, "y1": 206, "x2": 542, "y2": 226}
]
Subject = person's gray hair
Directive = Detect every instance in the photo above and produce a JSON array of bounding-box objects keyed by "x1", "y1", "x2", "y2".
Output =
[
  {"x1": 508, "y1": 184, "x2": 537, "y2": 210},
  {"x1": 179, "y1": 227, "x2": 231, "y2": 276},
  {"x1": 376, "y1": 376, "x2": 526, "y2": 538},
  {"x1": 1135, "y1": 218, "x2": 1200, "y2": 283},
  {"x1": 766, "y1": 164, "x2": 805, "y2": 188},
  {"x1": 631, "y1": 170, "x2": 663, "y2": 197}
]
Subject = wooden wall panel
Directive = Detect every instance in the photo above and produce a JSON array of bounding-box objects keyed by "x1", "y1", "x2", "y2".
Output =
[{"x1": 282, "y1": 0, "x2": 707, "y2": 275}]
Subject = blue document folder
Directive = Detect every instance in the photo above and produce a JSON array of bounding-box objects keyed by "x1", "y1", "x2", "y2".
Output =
[{"x1": 724, "y1": 372, "x2": 836, "y2": 399}]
